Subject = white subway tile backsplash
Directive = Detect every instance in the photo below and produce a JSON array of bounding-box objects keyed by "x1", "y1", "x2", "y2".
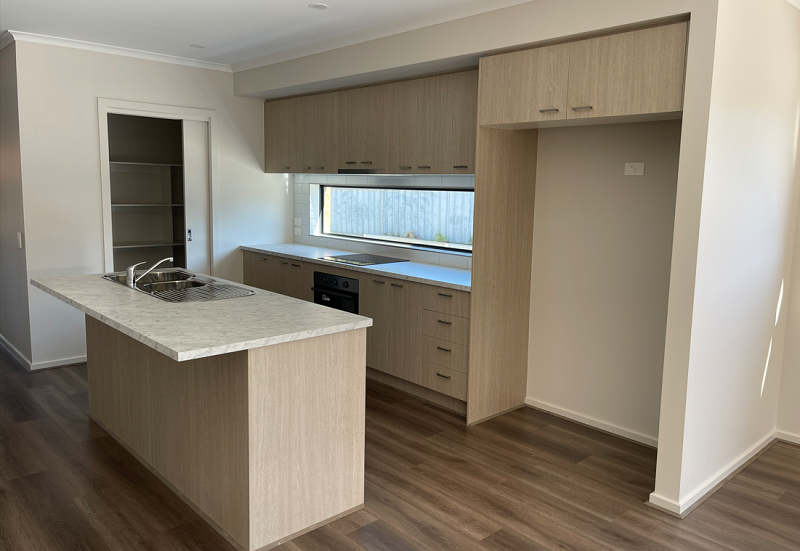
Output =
[
  {"x1": 345, "y1": 241, "x2": 368, "y2": 253},
  {"x1": 412, "y1": 250, "x2": 441, "y2": 264},
  {"x1": 294, "y1": 235, "x2": 310, "y2": 245},
  {"x1": 366, "y1": 244, "x2": 389, "y2": 254},
  {"x1": 294, "y1": 203, "x2": 306, "y2": 214},
  {"x1": 439, "y1": 254, "x2": 470, "y2": 269},
  {"x1": 441, "y1": 175, "x2": 475, "y2": 188},
  {"x1": 308, "y1": 236, "x2": 330, "y2": 248},
  {"x1": 309, "y1": 175, "x2": 329, "y2": 184},
  {"x1": 327, "y1": 175, "x2": 347, "y2": 184}
]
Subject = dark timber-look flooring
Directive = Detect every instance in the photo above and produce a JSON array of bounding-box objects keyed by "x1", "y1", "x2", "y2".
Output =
[{"x1": 1, "y1": 347, "x2": 799, "y2": 551}]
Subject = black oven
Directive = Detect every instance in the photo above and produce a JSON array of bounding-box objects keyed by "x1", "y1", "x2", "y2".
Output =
[{"x1": 312, "y1": 271, "x2": 359, "y2": 314}]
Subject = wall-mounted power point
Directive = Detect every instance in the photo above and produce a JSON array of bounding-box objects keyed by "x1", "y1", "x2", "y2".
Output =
[
  {"x1": 16, "y1": 232, "x2": 24, "y2": 249},
  {"x1": 624, "y1": 162, "x2": 645, "y2": 176},
  {"x1": 293, "y1": 227, "x2": 301, "y2": 236},
  {"x1": 294, "y1": 217, "x2": 302, "y2": 226}
]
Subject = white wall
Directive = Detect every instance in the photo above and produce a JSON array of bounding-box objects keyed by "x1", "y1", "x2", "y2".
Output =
[
  {"x1": 526, "y1": 121, "x2": 682, "y2": 447},
  {"x1": 10, "y1": 40, "x2": 292, "y2": 369},
  {"x1": 0, "y1": 43, "x2": 34, "y2": 365},
  {"x1": 778, "y1": 139, "x2": 800, "y2": 444},
  {"x1": 653, "y1": 0, "x2": 800, "y2": 514}
]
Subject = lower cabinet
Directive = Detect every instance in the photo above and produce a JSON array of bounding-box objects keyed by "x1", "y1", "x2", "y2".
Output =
[{"x1": 243, "y1": 250, "x2": 471, "y2": 413}]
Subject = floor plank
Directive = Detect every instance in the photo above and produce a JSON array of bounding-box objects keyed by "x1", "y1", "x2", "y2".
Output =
[{"x1": 1, "y1": 361, "x2": 798, "y2": 551}]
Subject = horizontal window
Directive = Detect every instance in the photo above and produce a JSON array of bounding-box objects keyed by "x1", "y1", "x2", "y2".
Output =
[{"x1": 321, "y1": 186, "x2": 474, "y2": 252}]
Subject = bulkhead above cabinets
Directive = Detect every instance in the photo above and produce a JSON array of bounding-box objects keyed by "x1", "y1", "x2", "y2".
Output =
[
  {"x1": 264, "y1": 70, "x2": 478, "y2": 175},
  {"x1": 478, "y1": 22, "x2": 688, "y2": 127}
]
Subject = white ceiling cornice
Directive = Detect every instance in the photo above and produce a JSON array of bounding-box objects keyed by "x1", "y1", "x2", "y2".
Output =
[{"x1": 0, "y1": 30, "x2": 232, "y2": 72}]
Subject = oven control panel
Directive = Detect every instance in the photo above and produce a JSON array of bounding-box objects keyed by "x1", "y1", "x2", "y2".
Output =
[{"x1": 313, "y1": 271, "x2": 360, "y2": 293}]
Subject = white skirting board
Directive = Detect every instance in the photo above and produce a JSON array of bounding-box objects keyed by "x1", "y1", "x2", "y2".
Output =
[
  {"x1": 777, "y1": 430, "x2": 800, "y2": 446},
  {"x1": 649, "y1": 430, "x2": 778, "y2": 516},
  {"x1": 0, "y1": 332, "x2": 86, "y2": 371},
  {"x1": 524, "y1": 397, "x2": 659, "y2": 448},
  {"x1": 0, "y1": 333, "x2": 33, "y2": 370}
]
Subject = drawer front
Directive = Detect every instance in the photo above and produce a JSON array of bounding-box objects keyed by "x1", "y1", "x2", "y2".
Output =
[
  {"x1": 422, "y1": 310, "x2": 470, "y2": 346},
  {"x1": 411, "y1": 362, "x2": 467, "y2": 401},
  {"x1": 423, "y1": 285, "x2": 471, "y2": 318},
  {"x1": 421, "y1": 336, "x2": 469, "y2": 374}
]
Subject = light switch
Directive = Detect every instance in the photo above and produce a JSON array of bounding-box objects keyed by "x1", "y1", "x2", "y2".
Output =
[
  {"x1": 294, "y1": 217, "x2": 301, "y2": 226},
  {"x1": 624, "y1": 162, "x2": 645, "y2": 176},
  {"x1": 293, "y1": 227, "x2": 302, "y2": 236}
]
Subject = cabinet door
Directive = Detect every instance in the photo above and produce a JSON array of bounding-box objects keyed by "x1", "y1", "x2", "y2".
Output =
[
  {"x1": 411, "y1": 77, "x2": 438, "y2": 174},
  {"x1": 383, "y1": 80, "x2": 414, "y2": 175},
  {"x1": 247, "y1": 254, "x2": 278, "y2": 292},
  {"x1": 357, "y1": 86, "x2": 388, "y2": 171},
  {"x1": 435, "y1": 71, "x2": 479, "y2": 174},
  {"x1": 243, "y1": 252, "x2": 259, "y2": 287},
  {"x1": 478, "y1": 45, "x2": 569, "y2": 126},
  {"x1": 360, "y1": 277, "x2": 389, "y2": 371},
  {"x1": 301, "y1": 93, "x2": 339, "y2": 174},
  {"x1": 386, "y1": 279, "x2": 423, "y2": 379},
  {"x1": 337, "y1": 89, "x2": 361, "y2": 170},
  {"x1": 264, "y1": 98, "x2": 303, "y2": 172},
  {"x1": 568, "y1": 23, "x2": 687, "y2": 119}
]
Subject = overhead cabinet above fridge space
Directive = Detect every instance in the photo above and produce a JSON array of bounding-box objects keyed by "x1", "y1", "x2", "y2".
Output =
[
  {"x1": 264, "y1": 70, "x2": 479, "y2": 174},
  {"x1": 477, "y1": 22, "x2": 688, "y2": 126}
]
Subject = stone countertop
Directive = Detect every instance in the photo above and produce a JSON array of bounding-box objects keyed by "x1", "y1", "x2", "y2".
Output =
[
  {"x1": 31, "y1": 273, "x2": 372, "y2": 362},
  {"x1": 241, "y1": 243, "x2": 472, "y2": 292}
]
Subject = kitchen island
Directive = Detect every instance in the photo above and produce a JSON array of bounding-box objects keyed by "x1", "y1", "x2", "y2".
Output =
[{"x1": 32, "y1": 272, "x2": 372, "y2": 551}]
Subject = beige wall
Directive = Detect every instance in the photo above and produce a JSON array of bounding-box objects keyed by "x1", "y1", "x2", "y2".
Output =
[
  {"x1": 0, "y1": 43, "x2": 33, "y2": 364},
  {"x1": 654, "y1": 0, "x2": 800, "y2": 513},
  {"x1": 527, "y1": 121, "x2": 682, "y2": 447},
  {"x1": 12, "y1": 41, "x2": 293, "y2": 369}
]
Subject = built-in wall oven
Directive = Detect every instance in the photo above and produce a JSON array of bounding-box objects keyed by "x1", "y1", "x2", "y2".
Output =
[{"x1": 312, "y1": 271, "x2": 359, "y2": 314}]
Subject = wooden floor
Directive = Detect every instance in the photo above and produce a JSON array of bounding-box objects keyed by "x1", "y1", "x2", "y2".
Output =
[{"x1": 1, "y1": 348, "x2": 799, "y2": 551}]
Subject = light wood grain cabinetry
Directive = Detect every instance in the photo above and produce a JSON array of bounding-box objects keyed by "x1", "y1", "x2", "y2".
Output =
[
  {"x1": 478, "y1": 44, "x2": 570, "y2": 125},
  {"x1": 421, "y1": 335, "x2": 469, "y2": 374},
  {"x1": 423, "y1": 285, "x2": 471, "y2": 318},
  {"x1": 478, "y1": 22, "x2": 687, "y2": 126},
  {"x1": 265, "y1": 70, "x2": 479, "y2": 175},
  {"x1": 422, "y1": 310, "x2": 470, "y2": 346},
  {"x1": 385, "y1": 279, "x2": 423, "y2": 380},
  {"x1": 360, "y1": 276, "x2": 389, "y2": 372},
  {"x1": 242, "y1": 251, "x2": 312, "y2": 301}
]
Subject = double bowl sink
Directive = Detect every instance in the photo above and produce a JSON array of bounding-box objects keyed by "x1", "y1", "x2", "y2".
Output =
[{"x1": 103, "y1": 269, "x2": 255, "y2": 303}]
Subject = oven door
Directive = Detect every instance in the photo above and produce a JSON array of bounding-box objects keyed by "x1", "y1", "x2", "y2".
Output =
[{"x1": 312, "y1": 287, "x2": 359, "y2": 314}]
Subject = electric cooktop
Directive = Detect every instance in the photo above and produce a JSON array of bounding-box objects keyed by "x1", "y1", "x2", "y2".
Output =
[{"x1": 319, "y1": 254, "x2": 409, "y2": 267}]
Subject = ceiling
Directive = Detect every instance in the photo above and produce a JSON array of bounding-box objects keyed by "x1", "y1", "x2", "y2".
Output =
[{"x1": 1, "y1": 0, "x2": 533, "y2": 71}]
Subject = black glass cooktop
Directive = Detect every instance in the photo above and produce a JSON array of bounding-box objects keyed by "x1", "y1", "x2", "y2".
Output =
[{"x1": 319, "y1": 254, "x2": 409, "y2": 267}]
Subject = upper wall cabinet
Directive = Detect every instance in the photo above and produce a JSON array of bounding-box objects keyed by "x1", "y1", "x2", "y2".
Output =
[
  {"x1": 264, "y1": 70, "x2": 479, "y2": 174},
  {"x1": 478, "y1": 22, "x2": 688, "y2": 126}
]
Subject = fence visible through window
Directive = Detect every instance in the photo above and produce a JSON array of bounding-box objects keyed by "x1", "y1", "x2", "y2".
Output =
[{"x1": 322, "y1": 186, "x2": 474, "y2": 252}]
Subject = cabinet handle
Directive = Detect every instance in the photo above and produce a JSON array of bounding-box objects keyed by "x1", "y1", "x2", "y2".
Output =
[
  {"x1": 291, "y1": 263, "x2": 301, "y2": 267},
  {"x1": 390, "y1": 283, "x2": 404, "y2": 288},
  {"x1": 345, "y1": 161, "x2": 357, "y2": 165},
  {"x1": 316, "y1": 166, "x2": 324, "y2": 170},
  {"x1": 453, "y1": 165, "x2": 468, "y2": 169},
  {"x1": 417, "y1": 165, "x2": 431, "y2": 169},
  {"x1": 259, "y1": 257, "x2": 268, "y2": 261},
  {"x1": 400, "y1": 166, "x2": 412, "y2": 170},
  {"x1": 282, "y1": 166, "x2": 290, "y2": 170},
  {"x1": 361, "y1": 161, "x2": 373, "y2": 165},
  {"x1": 571, "y1": 105, "x2": 593, "y2": 111},
  {"x1": 436, "y1": 346, "x2": 452, "y2": 352},
  {"x1": 539, "y1": 108, "x2": 560, "y2": 113},
  {"x1": 304, "y1": 166, "x2": 312, "y2": 170},
  {"x1": 438, "y1": 293, "x2": 453, "y2": 298},
  {"x1": 437, "y1": 319, "x2": 452, "y2": 325},
  {"x1": 279, "y1": 261, "x2": 288, "y2": 265},
  {"x1": 373, "y1": 280, "x2": 386, "y2": 284},
  {"x1": 436, "y1": 372, "x2": 451, "y2": 379}
]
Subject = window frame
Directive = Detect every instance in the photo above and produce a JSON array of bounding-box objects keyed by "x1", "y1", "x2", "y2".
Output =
[{"x1": 319, "y1": 184, "x2": 475, "y2": 254}]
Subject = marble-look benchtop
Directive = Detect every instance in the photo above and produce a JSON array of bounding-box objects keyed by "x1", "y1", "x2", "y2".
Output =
[
  {"x1": 241, "y1": 243, "x2": 472, "y2": 292},
  {"x1": 31, "y1": 274, "x2": 372, "y2": 362}
]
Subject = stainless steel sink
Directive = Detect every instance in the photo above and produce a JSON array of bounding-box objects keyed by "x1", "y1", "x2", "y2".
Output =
[{"x1": 103, "y1": 268, "x2": 255, "y2": 303}]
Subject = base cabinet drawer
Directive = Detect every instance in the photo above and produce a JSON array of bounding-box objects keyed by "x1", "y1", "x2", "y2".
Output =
[
  {"x1": 421, "y1": 336, "x2": 469, "y2": 374},
  {"x1": 422, "y1": 310, "x2": 470, "y2": 346},
  {"x1": 423, "y1": 286, "x2": 471, "y2": 318},
  {"x1": 410, "y1": 362, "x2": 467, "y2": 401}
]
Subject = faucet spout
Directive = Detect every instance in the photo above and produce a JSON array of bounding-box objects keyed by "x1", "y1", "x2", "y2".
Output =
[{"x1": 131, "y1": 257, "x2": 174, "y2": 288}]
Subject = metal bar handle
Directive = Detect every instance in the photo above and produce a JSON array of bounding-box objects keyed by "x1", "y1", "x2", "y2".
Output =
[
  {"x1": 278, "y1": 261, "x2": 288, "y2": 265},
  {"x1": 400, "y1": 166, "x2": 412, "y2": 170},
  {"x1": 345, "y1": 161, "x2": 357, "y2": 165},
  {"x1": 436, "y1": 372, "x2": 451, "y2": 379},
  {"x1": 417, "y1": 165, "x2": 431, "y2": 169},
  {"x1": 310, "y1": 287, "x2": 354, "y2": 300},
  {"x1": 453, "y1": 165, "x2": 469, "y2": 169},
  {"x1": 571, "y1": 105, "x2": 593, "y2": 111},
  {"x1": 438, "y1": 293, "x2": 453, "y2": 298},
  {"x1": 373, "y1": 280, "x2": 386, "y2": 284},
  {"x1": 436, "y1": 346, "x2": 452, "y2": 352},
  {"x1": 291, "y1": 263, "x2": 301, "y2": 267},
  {"x1": 361, "y1": 161, "x2": 373, "y2": 164},
  {"x1": 539, "y1": 108, "x2": 560, "y2": 113},
  {"x1": 391, "y1": 283, "x2": 404, "y2": 288},
  {"x1": 437, "y1": 319, "x2": 452, "y2": 325}
]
